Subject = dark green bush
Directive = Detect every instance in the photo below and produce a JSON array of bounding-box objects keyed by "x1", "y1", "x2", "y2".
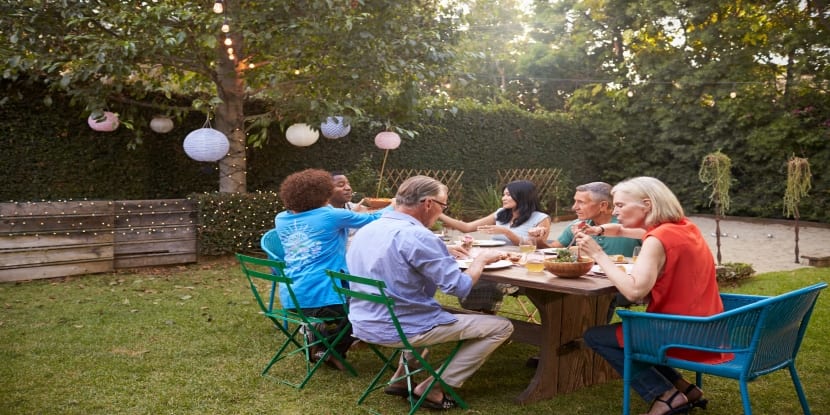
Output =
[{"x1": 192, "y1": 191, "x2": 283, "y2": 256}]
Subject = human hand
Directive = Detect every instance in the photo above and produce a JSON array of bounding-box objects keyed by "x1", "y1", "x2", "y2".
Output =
[
  {"x1": 569, "y1": 220, "x2": 588, "y2": 236},
  {"x1": 473, "y1": 250, "x2": 502, "y2": 265},
  {"x1": 527, "y1": 226, "x2": 547, "y2": 238},
  {"x1": 447, "y1": 244, "x2": 469, "y2": 259},
  {"x1": 574, "y1": 232, "x2": 603, "y2": 259},
  {"x1": 351, "y1": 199, "x2": 370, "y2": 213}
]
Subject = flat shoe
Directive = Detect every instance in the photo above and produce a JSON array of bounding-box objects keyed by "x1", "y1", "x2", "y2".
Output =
[
  {"x1": 684, "y1": 384, "x2": 709, "y2": 410},
  {"x1": 412, "y1": 392, "x2": 457, "y2": 410},
  {"x1": 645, "y1": 390, "x2": 690, "y2": 415},
  {"x1": 383, "y1": 385, "x2": 410, "y2": 398}
]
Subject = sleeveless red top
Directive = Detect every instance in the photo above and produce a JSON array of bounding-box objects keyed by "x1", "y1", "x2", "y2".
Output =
[{"x1": 616, "y1": 218, "x2": 731, "y2": 364}]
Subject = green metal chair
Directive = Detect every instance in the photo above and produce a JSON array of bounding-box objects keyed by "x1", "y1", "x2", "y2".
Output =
[
  {"x1": 236, "y1": 254, "x2": 356, "y2": 389},
  {"x1": 325, "y1": 269, "x2": 469, "y2": 415}
]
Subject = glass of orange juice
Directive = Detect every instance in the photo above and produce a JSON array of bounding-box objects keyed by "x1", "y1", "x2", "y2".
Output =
[
  {"x1": 519, "y1": 236, "x2": 536, "y2": 253},
  {"x1": 524, "y1": 252, "x2": 545, "y2": 273},
  {"x1": 632, "y1": 246, "x2": 641, "y2": 263}
]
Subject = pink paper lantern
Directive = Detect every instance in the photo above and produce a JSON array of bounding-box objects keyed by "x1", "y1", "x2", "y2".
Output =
[
  {"x1": 87, "y1": 111, "x2": 120, "y2": 132},
  {"x1": 374, "y1": 131, "x2": 401, "y2": 150}
]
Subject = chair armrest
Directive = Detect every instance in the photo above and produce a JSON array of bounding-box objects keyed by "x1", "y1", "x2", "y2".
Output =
[
  {"x1": 721, "y1": 293, "x2": 767, "y2": 311},
  {"x1": 618, "y1": 306, "x2": 762, "y2": 361}
]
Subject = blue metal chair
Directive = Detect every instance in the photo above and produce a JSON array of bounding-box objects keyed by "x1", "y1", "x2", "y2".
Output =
[
  {"x1": 260, "y1": 229, "x2": 284, "y2": 312},
  {"x1": 618, "y1": 282, "x2": 827, "y2": 415}
]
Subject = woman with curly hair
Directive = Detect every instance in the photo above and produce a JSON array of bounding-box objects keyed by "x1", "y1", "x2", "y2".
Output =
[{"x1": 273, "y1": 168, "x2": 388, "y2": 369}]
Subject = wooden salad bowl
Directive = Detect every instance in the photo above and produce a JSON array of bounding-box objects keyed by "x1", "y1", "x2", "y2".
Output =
[{"x1": 543, "y1": 258, "x2": 594, "y2": 278}]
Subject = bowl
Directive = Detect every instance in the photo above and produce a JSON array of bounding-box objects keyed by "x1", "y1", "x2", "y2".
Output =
[
  {"x1": 543, "y1": 258, "x2": 595, "y2": 278},
  {"x1": 363, "y1": 197, "x2": 393, "y2": 209}
]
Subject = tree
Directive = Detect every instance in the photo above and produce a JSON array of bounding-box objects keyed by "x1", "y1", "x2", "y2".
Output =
[
  {"x1": 699, "y1": 151, "x2": 732, "y2": 265},
  {"x1": 784, "y1": 156, "x2": 811, "y2": 263},
  {"x1": 0, "y1": 0, "x2": 461, "y2": 193}
]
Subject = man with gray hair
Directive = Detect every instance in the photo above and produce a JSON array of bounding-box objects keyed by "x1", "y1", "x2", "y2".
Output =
[
  {"x1": 346, "y1": 175, "x2": 514, "y2": 409},
  {"x1": 531, "y1": 181, "x2": 641, "y2": 255}
]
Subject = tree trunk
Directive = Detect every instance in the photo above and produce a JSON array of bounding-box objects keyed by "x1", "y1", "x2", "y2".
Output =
[
  {"x1": 215, "y1": 41, "x2": 247, "y2": 194},
  {"x1": 794, "y1": 205, "x2": 801, "y2": 264}
]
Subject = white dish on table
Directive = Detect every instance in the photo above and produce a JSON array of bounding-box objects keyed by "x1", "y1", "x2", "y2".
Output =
[
  {"x1": 457, "y1": 259, "x2": 513, "y2": 270},
  {"x1": 472, "y1": 240, "x2": 506, "y2": 247},
  {"x1": 590, "y1": 264, "x2": 633, "y2": 275},
  {"x1": 540, "y1": 248, "x2": 560, "y2": 255}
]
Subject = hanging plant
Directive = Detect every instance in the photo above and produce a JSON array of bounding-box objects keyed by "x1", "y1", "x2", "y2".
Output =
[
  {"x1": 784, "y1": 156, "x2": 812, "y2": 264},
  {"x1": 699, "y1": 150, "x2": 732, "y2": 265}
]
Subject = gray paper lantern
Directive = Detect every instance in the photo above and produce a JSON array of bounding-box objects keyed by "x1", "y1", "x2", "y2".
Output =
[
  {"x1": 320, "y1": 116, "x2": 351, "y2": 139},
  {"x1": 150, "y1": 116, "x2": 174, "y2": 133},
  {"x1": 183, "y1": 127, "x2": 229, "y2": 162}
]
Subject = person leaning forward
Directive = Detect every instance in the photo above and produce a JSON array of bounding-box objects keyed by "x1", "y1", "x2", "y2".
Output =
[{"x1": 346, "y1": 175, "x2": 514, "y2": 410}]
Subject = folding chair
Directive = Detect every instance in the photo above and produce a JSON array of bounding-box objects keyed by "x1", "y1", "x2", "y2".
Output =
[
  {"x1": 236, "y1": 254, "x2": 356, "y2": 389},
  {"x1": 325, "y1": 269, "x2": 469, "y2": 415},
  {"x1": 260, "y1": 229, "x2": 284, "y2": 312},
  {"x1": 619, "y1": 282, "x2": 827, "y2": 415}
]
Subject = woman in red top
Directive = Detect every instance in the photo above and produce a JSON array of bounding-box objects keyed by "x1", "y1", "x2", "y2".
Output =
[{"x1": 577, "y1": 177, "x2": 725, "y2": 415}]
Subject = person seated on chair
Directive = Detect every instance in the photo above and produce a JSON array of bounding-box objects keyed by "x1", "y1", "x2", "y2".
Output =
[
  {"x1": 275, "y1": 168, "x2": 389, "y2": 370},
  {"x1": 346, "y1": 175, "x2": 514, "y2": 409},
  {"x1": 529, "y1": 181, "x2": 645, "y2": 323},
  {"x1": 438, "y1": 180, "x2": 550, "y2": 314},
  {"x1": 329, "y1": 171, "x2": 369, "y2": 213},
  {"x1": 576, "y1": 177, "x2": 728, "y2": 415}
]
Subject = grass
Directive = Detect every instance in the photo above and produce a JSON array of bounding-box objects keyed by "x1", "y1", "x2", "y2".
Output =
[{"x1": 1, "y1": 256, "x2": 829, "y2": 414}]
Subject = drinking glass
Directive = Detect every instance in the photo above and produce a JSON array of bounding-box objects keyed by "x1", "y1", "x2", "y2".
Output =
[
  {"x1": 524, "y1": 252, "x2": 545, "y2": 273},
  {"x1": 631, "y1": 246, "x2": 641, "y2": 263},
  {"x1": 519, "y1": 236, "x2": 536, "y2": 253}
]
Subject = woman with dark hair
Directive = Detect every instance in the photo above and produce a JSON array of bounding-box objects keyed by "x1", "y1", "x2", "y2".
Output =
[
  {"x1": 439, "y1": 180, "x2": 550, "y2": 313},
  {"x1": 273, "y1": 168, "x2": 389, "y2": 369},
  {"x1": 439, "y1": 180, "x2": 551, "y2": 246}
]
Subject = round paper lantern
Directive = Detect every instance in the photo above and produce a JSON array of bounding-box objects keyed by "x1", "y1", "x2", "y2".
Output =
[
  {"x1": 374, "y1": 131, "x2": 401, "y2": 150},
  {"x1": 183, "y1": 128, "x2": 229, "y2": 162},
  {"x1": 150, "y1": 116, "x2": 174, "y2": 133},
  {"x1": 87, "y1": 111, "x2": 120, "y2": 132},
  {"x1": 285, "y1": 123, "x2": 319, "y2": 147},
  {"x1": 320, "y1": 116, "x2": 351, "y2": 139}
]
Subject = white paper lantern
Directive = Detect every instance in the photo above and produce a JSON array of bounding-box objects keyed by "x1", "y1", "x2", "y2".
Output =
[
  {"x1": 150, "y1": 116, "x2": 174, "y2": 133},
  {"x1": 87, "y1": 111, "x2": 120, "y2": 132},
  {"x1": 320, "y1": 116, "x2": 351, "y2": 139},
  {"x1": 374, "y1": 131, "x2": 401, "y2": 150},
  {"x1": 285, "y1": 123, "x2": 320, "y2": 147},
  {"x1": 183, "y1": 128, "x2": 229, "y2": 162}
]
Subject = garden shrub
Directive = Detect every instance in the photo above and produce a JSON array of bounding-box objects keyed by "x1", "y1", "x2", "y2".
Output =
[{"x1": 716, "y1": 262, "x2": 756, "y2": 285}]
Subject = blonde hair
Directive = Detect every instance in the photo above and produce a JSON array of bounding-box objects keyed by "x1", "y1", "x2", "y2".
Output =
[
  {"x1": 395, "y1": 175, "x2": 448, "y2": 207},
  {"x1": 612, "y1": 177, "x2": 684, "y2": 227}
]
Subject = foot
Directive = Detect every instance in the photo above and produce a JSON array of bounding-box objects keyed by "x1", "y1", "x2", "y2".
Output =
[
  {"x1": 642, "y1": 388, "x2": 689, "y2": 415},
  {"x1": 683, "y1": 384, "x2": 708, "y2": 409}
]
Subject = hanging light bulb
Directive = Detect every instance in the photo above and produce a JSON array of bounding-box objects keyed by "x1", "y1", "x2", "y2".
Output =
[
  {"x1": 228, "y1": 53, "x2": 236, "y2": 61},
  {"x1": 226, "y1": 47, "x2": 234, "y2": 55},
  {"x1": 213, "y1": 0, "x2": 224, "y2": 14},
  {"x1": 221, "y1": 19, "x2": 230, "y2": 33},
  {"x1": 224, "y1": 36, "x2": 233, "y2": 46},
  {"x1": 248, "y1": 63, "x2": 255, "y2": 69}
]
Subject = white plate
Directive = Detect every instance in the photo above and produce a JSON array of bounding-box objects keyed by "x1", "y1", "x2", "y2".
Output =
[
  {"x1": 540, "y1": 248, "x2": 560, "y2": 255},
  {"x1": 457, "y1": 259, "x2": 513, "y2": 270},
  {"x1": 472, "y1": 239, "x2": 506, "y2": 247},
  {"x1": 591, "y1": 264, "x2": 633, "y2": 275}
]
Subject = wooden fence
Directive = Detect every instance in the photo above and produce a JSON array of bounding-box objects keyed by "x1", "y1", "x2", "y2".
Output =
[{"x1": 0, "y1": 199, "x2": 197, "y2": 282}]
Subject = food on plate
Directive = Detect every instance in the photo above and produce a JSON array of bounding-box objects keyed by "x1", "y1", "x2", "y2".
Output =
[
  {"x1": 502, "y1": 252, "x2": 524, "y2": 264},
  {"x1": 611, "y1": 254, "x2": 626, "y2": 263},
  {"x1": 551, "y1": 248, "x2": 577, "y2": 263}
]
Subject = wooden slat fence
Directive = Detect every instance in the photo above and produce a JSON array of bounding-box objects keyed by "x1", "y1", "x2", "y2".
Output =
[
  {"x1": 382, "y1": 169, "x2": 464, "y2": 214},
  {"x1": 0, "y1": 199, "x2": 197, "y2": 282},
  {"x1": 497, "y1": 168, "x2": 565, "y2": 216}
]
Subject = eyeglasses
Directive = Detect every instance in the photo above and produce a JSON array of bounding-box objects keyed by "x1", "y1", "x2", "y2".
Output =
[{"x1": 422, "y1": 198, "x2": 449, "y2": 212}]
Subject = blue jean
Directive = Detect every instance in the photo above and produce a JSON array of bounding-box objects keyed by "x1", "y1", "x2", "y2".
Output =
[{"x1": 583, "y1": 323, "x2": 679, "y2": 402}]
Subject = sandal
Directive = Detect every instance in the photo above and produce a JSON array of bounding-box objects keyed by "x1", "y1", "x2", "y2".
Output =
[
  {"x1": 647, "y1": 390, "x2": 690, "y2": 415},
  {"x1": 412, "y1": 392, "x2": 457, "y2": 410},
  {"x1": 684, "y1": 384, "x2": 709, "y2": 410}
]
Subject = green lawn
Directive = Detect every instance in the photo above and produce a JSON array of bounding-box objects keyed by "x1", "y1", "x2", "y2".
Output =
[{"x1": 1, "y1": 256, "x2": 828, "y2": 414}]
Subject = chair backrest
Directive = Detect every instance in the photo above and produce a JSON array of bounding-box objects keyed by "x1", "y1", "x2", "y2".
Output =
[
  {"x1": 325, "y1": 270, "x2": 410, "y2": 347},
  {"x1": 236, "y1": 253, "x2": 300, "y2": 316},
  {"x1": 260, "y1": 229, "x2": 285, "y2": 261},
  {"x1": 743, "y1": 282, "x2": 826, "y2": 377}
]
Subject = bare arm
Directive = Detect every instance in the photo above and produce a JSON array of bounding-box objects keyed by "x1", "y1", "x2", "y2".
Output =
[
  {"x1": 438, "y1": 212, "x2": 496, "y2": 233},
  {"x1": 577, "y1": 233, "x2": 663, "y2": 302}
]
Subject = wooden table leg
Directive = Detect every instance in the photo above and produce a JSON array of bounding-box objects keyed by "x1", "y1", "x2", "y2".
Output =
[{"x1": 514, "y1": 289, "x2": 616, "y2": 404}]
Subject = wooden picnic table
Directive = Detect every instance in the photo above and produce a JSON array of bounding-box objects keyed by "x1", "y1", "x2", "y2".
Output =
[{"x1": 474, "y1": 245, "x2": 620, "y2": 404}]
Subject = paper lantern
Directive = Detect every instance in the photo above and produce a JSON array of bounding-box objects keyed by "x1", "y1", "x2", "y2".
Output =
[
  {"x1": 374, "y1": 131, "x2": 401, "y2": 150},
  {"x1": 320, "y1": 116, "x2": 351, "y2": 139},
  {"x1": 285, "y1": 123, "x2": 319, "y2": 147},
  {"x1": 183, "y1": 128, "x2": 229, "y2": 162},
  {"x1": 87, "y1": 111, "x2": 120, "y2": 132},
  {"x1": 150, "y1": 116, "x2": 174, "y2": 133}
]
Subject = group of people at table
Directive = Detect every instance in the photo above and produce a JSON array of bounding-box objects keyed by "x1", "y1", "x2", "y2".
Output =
[{"x1": 266, "y1": 168, "x2": 725, "y2": 415}]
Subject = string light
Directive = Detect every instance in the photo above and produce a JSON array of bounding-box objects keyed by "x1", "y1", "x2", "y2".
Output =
[
  {"x1": 213, "y1": 0, "x2": 224, "y2": 14},
  {"x1": 221, "y1": 19, "x2": 230, "y2": 33},
  {"x1": 224, "y1": 36, "x2": 233, "y2": 46}
]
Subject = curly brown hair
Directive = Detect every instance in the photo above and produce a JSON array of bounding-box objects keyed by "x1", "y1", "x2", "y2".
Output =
[{"x1": 279, "y1": 168, "x2": 334, "y2": 212}]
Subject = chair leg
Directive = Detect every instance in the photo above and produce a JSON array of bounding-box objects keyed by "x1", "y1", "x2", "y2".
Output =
[
  {"x1": 788, "y1": 364, "x2": 812, "y2": 415},
  {"x1": 739, "y1": 379, "x2": 753, "y2": 415}
]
